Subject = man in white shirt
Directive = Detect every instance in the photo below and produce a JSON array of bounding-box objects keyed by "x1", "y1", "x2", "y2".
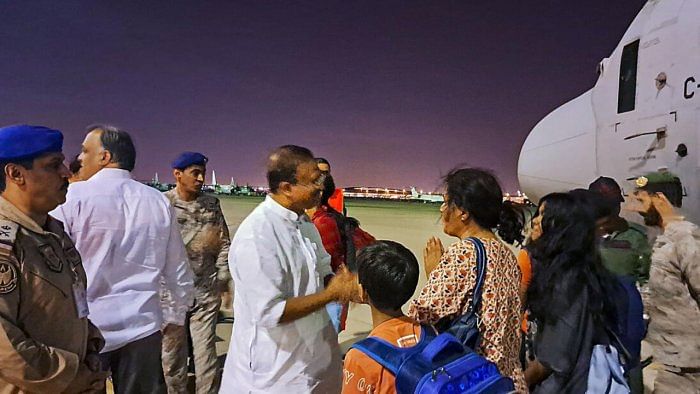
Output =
[
  {"x1": 52, "y1": 124, "x2": 194, "y2": 394},
  {"x1": 220, "y1": 145, "x2": 359, "y2": 394}
]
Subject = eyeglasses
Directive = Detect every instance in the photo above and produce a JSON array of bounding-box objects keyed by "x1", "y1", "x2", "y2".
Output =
[{"x1": 296, "y1": 172, "x2": 327, "y2": 189}]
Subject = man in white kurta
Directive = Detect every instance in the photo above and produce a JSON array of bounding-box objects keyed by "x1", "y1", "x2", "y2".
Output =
[
  {"x1": 220, "y1": 145, "x2": 358, "y2": 393},
  {"x1": 52, "y1": 125, "x2": 194, "y2": 393}
]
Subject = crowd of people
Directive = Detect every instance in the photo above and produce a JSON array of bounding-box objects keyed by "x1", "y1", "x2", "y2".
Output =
[{"x1": 0, "y1": 123, "x2": 697, "y2": 394}]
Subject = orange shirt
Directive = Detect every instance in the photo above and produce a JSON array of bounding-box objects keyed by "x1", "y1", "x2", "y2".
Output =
[
  {"x1": 517, "y1": 249, "x2": 532, "y2": 290},
  {"x1": 517, "y1": 249, "x2": 532, "y2": 333},
  {"x1": 342, "y1": 317, "x2": 421, "y2": 394}
]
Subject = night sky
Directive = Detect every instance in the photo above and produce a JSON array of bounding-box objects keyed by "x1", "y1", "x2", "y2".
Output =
[{"x1": 0, "y1": 1, "x2": 644, "y2": 192}]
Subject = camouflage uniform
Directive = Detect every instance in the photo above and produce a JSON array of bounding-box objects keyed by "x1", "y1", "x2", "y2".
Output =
[
  {"x1": 162, "y1": 189, "x2": 231, "y2": 394},
  {"x1": 646, "y1": 220, "x2": 700, "y2": 393}
]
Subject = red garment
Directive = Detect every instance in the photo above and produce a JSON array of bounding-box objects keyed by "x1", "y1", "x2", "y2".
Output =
[
  {"x1": 312, "y1": 205, "x2": 348, "y2": 331},
  {"x1": 328, "y1": 188, "x2": 344, "y2": 214},
  {"x1": 312, "y1": 205, "x2": 376, "y2": 332},
  {"x1": 312, "y1": 205, "x2": 346, "y2": 272}
]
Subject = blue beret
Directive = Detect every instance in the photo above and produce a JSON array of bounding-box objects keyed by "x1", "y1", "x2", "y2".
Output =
[
  {"x1": 0, "y1": 125, "x2": 63, "y2": 162},
  {"x1": 172, "y1": 152, "x2": 208, "y2": 169}
]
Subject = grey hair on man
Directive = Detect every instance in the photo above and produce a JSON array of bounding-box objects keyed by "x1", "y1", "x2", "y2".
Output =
[{"x1": 86, "y1": 124, "x2": 136, "y2": 172}]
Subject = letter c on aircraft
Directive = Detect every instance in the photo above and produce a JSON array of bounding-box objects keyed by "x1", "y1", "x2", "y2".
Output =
[{"x1": 684, "y1": 76, "x2": 696, "y2": 99}]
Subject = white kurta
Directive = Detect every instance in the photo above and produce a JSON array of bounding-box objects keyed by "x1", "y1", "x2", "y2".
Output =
[
  {"x1": 220, "y1": 196, "x2": 340, "y2": 394},
  {"x1": 52, "y1": 168, "x2": 194, "y2": 352}
]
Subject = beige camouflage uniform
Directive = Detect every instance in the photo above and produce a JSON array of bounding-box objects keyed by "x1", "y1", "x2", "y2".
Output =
[
  {"x1": 646, "y1": 220, "x2": 700, "y2": 393},
  {"x1": 161, "y1": 189, "x2": 231, "y2": 394}
]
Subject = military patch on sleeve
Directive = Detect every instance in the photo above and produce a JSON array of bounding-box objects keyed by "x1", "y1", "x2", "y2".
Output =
[
  {"x1": 0, "y1": 261, "x2": 18, "y2": 294},
  {"x1": 0, "y1": 221, "x2": 18, "y2": 246},
  {"x1": 0, "y1": 243, "x2": 12, "y2": 259}
]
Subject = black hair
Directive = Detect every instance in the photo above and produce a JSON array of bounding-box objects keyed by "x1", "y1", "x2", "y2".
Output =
[
  {"x1": 320, "y1": 173, "x2": 362, "y2": 253},
  {"x1": 266, "y1": 145, "x2": 315, "y2": 193},
  {"x1": 641, "y1": 179, "x2": 683, "y2": 208},
  {"x1": 87, "y1": 124, "x2": 136, "y2": 171},
  {"x1": 0, "y1": 158, "x2": 34, "y2": 193},
  {"x1": 443, "y1": 168, "x2": 524, "y2": 245},
  {"x1": 569, "y1": 188, "x2": 612, "y2": 220},
  {"x1": 357, "y1": 240, "x2": 419, "y2": 312},
  {"x1": 527, "y1": 192, "x2": 618, "y2": 326},
  {"x1": 68, "y1": 154, "x2": 81, "y2": 175},
  {"x1": 321, "y1": 173, "x2": 336, "y2": 206},
  {"x1": 316, "y1": 157, "x2": 330, "y2": 171}
]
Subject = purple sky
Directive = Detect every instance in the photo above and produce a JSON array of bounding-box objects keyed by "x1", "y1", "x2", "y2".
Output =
[{"x1": 0, "y1": 1, "x2": 643, "y2": 192}]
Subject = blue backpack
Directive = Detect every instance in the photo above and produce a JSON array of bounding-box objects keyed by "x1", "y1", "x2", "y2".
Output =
[
  {"x1": 583, "y1": 277, "x2": 643, "y2": 394},
  {"x1": 351, "y1": 327, "x2": 515, "y2": 393},
  {"x1": 610, "y1": 276, "x2": 644, "y2": 365},
  {"x1": 350, "y1": 238, "x2": 514, "y2": 393}
]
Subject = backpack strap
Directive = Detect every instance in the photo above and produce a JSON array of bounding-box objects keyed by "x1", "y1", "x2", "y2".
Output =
[
  {"x1": 605, "y1": 324, "x2": 633, "y2": 363},
  {"x1": 349, "y1": 324, "x2": 434, "y2": 375}
]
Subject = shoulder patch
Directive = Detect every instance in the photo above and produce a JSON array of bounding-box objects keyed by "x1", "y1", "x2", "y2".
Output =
[
  {"x1": 0, "y1": 221, "x2": 19, "y2": 246},
  {"x1": 0, "y1": 261, "x2": 18, "y2": 294}
]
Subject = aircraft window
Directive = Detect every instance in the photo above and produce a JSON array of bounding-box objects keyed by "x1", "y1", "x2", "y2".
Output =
[{"x1": 618, "y1": 39, "x2": 640, "y2": 113}]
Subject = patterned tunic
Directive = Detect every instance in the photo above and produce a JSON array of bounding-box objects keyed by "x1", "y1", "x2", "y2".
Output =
[{"x1": 407, "y1": 238, "x2": 527, "y2": 393}]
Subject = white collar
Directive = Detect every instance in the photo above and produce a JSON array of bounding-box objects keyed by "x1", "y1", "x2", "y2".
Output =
[{"x1": 88, "y1": 168, "x2": 132, "y2": 181}]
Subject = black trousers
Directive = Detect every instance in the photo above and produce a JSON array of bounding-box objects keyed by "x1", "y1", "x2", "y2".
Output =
[{"x1": 100, "y1": 331, "x2": 167, "y2": 394}]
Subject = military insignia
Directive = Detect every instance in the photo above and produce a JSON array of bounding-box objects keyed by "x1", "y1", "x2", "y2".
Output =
[
  {"x1": 39, "y1": 245, "x2": 63, "y2": 272},
  {"x1": 64, "y1": 246, "x2": 82, "y2": 267},
  {"x1": 635, "y1": 176, "x2": 648, "y2": 188},
  {"x1": 0, "y1": 262, "x2": 18, "y2": 294},
  {"x1": 0, "y1": 221, "x2": 18, "y2": 246},
  {"x1": 0, "y1": 242, "x2": 13, "y2": 258}
]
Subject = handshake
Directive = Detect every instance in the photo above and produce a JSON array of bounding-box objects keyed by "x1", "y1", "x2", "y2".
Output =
[{"x1": 325, "y1": 265, "x2": 363, "y2": 304}]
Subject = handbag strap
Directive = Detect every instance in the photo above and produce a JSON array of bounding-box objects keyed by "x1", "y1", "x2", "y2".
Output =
[
  {"x1": 470, "y1": 237, "x2": 488, "y2": 313},
  {"x1": 455, "y1": 237, "x2": 488, "y2": 321}
]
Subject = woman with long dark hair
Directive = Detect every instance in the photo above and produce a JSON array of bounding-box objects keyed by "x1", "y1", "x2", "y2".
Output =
[
  {"x1": 407, "y1": 168, "x2": 527, "y2": 392},
  {"x1": 524, "y1": 192, "x2": 619, "y2": 393}
]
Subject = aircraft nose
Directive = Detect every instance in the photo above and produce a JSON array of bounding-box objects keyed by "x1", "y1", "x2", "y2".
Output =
[{"x1": 518, "y1": 90, "x2": 598, "y2": 202}]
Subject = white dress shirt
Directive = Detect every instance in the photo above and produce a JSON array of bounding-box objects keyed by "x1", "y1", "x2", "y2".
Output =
[
  {"x1": 52, "y1": 168, "x2": 194, "y2": 352},
  {"x1": 220, "y1": 196, "x2": 341, "y2": 394}
]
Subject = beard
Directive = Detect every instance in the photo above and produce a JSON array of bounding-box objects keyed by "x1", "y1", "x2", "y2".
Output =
[{"x1": 640, "y1": 204, "x2": 662, "y2": 226}]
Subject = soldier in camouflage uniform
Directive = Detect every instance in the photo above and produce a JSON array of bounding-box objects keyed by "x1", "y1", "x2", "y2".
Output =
[
  {"x1": 632, "y1": 172, "x2": 700, "y2": 394},
  {"x1": 161, "y1": 152, "x2": 231, "y2": 394}
]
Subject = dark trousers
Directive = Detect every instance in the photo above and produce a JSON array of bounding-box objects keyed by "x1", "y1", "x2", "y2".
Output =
[{"x1": 100, "y1": 331, "x2": 167, "y2": 394}]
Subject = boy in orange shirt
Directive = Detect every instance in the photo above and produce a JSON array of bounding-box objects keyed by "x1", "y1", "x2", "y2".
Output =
[{"x1": 342, "y1": 241, "x2": 422, "y2": 394}]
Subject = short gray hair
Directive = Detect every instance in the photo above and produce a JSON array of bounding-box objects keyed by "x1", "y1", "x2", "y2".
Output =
[{"x1": 87, "y1": 124, "x2": 136, "y2": 171}]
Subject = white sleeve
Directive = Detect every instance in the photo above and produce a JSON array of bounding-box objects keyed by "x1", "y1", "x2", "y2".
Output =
[
  {"x1": 231, "y1": 236, "x2": 287, "y2": 328},
  {"x1": 310, "y1": 226, "x2": 333, "y2": 280},
  {"x1": 161, "y1": 205, "x2": 195, "y2": 325}
]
